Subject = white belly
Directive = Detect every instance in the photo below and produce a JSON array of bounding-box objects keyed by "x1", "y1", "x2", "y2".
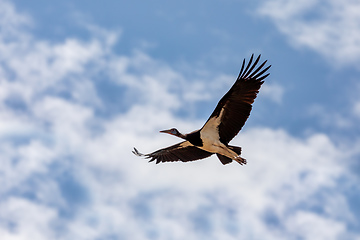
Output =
[
  {"x1": 199, "y1": 136, "x2": 238, "y2": 160},
  {"x1": 199, "y1": 117, "x2": 221, "y2": 151},
  {"x1": 199, "y1": 118, "x2": 236, "y2": 158},
  {"x1": 199, "y1": 115, "x2": 242, "y2": 159}
]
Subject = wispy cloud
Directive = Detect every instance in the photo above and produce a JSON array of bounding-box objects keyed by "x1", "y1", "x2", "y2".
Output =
[
  {"x1": 258, "y1": 0, "x2": 360, "y2": 66},
  {"x1": 0, "y1": 0, "x2": 359, "y2": 239},
  {"x1": 260, "y1": 83, "x2": 284, "y2": 104}
]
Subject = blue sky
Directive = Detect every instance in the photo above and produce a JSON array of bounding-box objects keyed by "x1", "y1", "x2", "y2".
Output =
[{"x1": 1, "y1": 0, "x2": 360, "y2": 239}]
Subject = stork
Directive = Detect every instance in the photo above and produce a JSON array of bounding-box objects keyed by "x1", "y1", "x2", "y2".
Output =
[{"x1": 133, "y1": 54, "x2": 270, "y2": 165}]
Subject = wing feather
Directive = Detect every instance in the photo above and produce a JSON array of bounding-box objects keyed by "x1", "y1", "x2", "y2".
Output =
[
  {"x1": 133, "y1": 141, "x2": 213, "y2": 164},
  {"x1": 203, "y1": 54, "x2": 271, "y2": 144}
]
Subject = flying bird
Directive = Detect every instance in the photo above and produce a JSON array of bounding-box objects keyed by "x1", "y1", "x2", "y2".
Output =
[{"x1": 133, "y1": 54, "x2": 270, "y2": 165}]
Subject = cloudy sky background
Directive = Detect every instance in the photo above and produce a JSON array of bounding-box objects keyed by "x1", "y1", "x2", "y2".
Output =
[{"x1": 1, "y1": 0, "x2": 360, "y2": 239}]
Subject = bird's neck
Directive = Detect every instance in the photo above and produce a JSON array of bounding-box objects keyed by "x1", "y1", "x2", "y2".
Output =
[
  {"x1": 183, "y1": 130, "x2": 202, "y2": 146},
  {"x1": 177, "y1": 132, "x2": 187, "y2": 140}
]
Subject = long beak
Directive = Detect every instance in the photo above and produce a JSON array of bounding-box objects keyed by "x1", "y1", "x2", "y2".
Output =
[{"x1": 159, "y1": 129, "x2": 172, "y2": 134}]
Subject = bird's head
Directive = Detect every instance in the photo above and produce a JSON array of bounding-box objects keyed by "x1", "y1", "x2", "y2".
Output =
[{"x1": 159, "y1": 128, "x2": 184, "y2": 138}]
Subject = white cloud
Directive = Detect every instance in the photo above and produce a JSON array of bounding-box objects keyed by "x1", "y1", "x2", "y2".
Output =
[
  {"x1": 354, "y1": 102, "x2": 360, "y2": 118},
  {"x1": 258, "y1": 0, "x2": 360, "y2": 65},
  {"x1": 308, "y1": 104, "x2": 354, "y2": 129},
  {"x1": 285, "y1": 211, "x2": 346, "y2": 240},
  {"x1": 260, "y1": 82, "x2": 284, "y2": 103},
  {"x1": 0, "y1": 197, "x2": 58, "y2": 240},
  {"x1": 353, "y1": 85, "x2": 360, "y2": 119},
  {"x1": 0, "y1": 0, "x2": 359, "y2": 239}
]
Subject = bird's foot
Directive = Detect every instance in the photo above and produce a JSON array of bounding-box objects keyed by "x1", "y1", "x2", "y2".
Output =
[{"x1": 234, "y1": 155, "x2": 247, "y2": 165}]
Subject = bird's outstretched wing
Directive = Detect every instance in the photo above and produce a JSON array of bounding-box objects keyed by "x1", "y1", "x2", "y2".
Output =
[
  {"x1": 133, "y1": 141, "x2": 213, "y2": 164},
  {"x1": 203, "y1": 54, "x2": 271, "y2": 144}
]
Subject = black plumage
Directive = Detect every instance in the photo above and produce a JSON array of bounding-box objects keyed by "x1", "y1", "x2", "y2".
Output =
[
  {"x1": 133, "y1": 141, "x2": 212, "y2": 164},
  {"x1": 209, "y1": 54, "x2": 270, "y2": 144},
  {"x1": 133, "y1": 54, "x2": 271, "y2": 165}
]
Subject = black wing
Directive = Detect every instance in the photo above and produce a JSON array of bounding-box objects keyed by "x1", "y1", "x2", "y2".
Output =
[
  {"x1": 133, "y1": 141, "x2": 213, "y2": 164},
  {"x1": 203, "y1": 54, "x2": 271, "y2": 144}
]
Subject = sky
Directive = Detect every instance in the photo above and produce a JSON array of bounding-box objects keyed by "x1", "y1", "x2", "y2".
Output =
[{"x1": 0, "y1": 0, "x2": 360, "y2": 239}]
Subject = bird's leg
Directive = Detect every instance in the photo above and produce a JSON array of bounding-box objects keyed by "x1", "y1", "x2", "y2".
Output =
[
  {"x1": 218, "y1": 144, "x2": 247, "y2": 165},
  {"x1": 234, "y1": 156, "x2": 247, "y2": 165}
]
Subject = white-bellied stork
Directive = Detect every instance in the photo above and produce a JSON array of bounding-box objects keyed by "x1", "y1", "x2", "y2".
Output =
[{"x1": 133, "y1": 54, "x2": 271, "y2": 165}]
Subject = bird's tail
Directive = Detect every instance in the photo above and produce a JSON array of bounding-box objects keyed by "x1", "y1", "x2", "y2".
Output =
[
  {"x1": 216, "y1": 154, "x2": 232, "y2": 165},
  {"x1": 229, "y1": 145, "x2": 242, "y2": 155},
  {"x1": 216, "y1": 145, "x2": 246, "y2": 165}
]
